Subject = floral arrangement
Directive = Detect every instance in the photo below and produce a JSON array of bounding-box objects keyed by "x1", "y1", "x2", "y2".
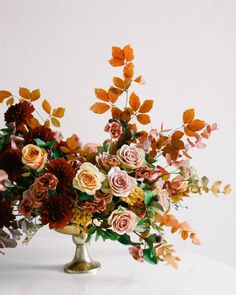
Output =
[{"x1": 0, "y1": 45, "x2": 231, "y2": 268}]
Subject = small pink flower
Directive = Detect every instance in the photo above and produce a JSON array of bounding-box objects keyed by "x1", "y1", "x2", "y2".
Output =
[
  {"x1": 135, "y1": 166, "x2": 161, "y2": 183},
  {"x1": 108, "y1": 167, "x2": 137, "y2": 197},
  {"x1": 96, "y1": 152, "x2": 120, "y2": 172},
  {"x1": 0, "y1": 170, "x2": 9, "y2": 192},
  {"x1": 104, "y1": 120, "x2": 123, "y2": 140},
  {"x1": 129, "y1": 246, "x2": 144, "y2": 263},
  {"x1": 157, "y1": 189, "x2": 170, "y2": 211},
  {"x1": 108, "y1": 209, "x2": 139, "y2": 235},
  {"x1": 117, "y1": 144, "x2": 145, "y2": 170},
  {"x1": 169, "y1": 175, "x2": 188, "y2": 194}
]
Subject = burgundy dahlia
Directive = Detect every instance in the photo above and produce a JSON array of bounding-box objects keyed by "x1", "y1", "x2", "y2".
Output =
[
  {"x1": 0, "y1": 149, "x2": 24, "y2": 180},
  {"x1": 46, "y1": 158, "x2": 74, "y2": 192},
  {"x1": 40, "y1": 195, "x2": 74, "y2": 229},
  {"x1": 4, "y1": 101, "x2": 34, "y2": 132},
  {"x1": 24, "y1": 126, "x2": 56, "y2": 144},
  {"x1": 0, "y1": 199, "x2": 15, "y2": 228}
]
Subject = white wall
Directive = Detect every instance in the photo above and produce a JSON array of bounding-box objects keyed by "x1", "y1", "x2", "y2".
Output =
[{"x1": 0, "y1": 0, "x2": 235, "y2": 267}]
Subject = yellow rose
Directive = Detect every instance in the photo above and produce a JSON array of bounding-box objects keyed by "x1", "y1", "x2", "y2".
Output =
[
  {"x1": 73, "y1": 162, "x2": 105, "y2": 195},
  {"x1": 22, "y1": 144, "x2": 47, "y2": 171}
]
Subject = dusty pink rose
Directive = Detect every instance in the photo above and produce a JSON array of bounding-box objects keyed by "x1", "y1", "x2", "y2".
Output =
[
  {"x1": 35, "y1": 173, "x2": 58, "y2": 192},
  {"x1": 0, "y1": 170, "x2": 9, "y2": 192},
  {"x1": 117, "y1": 144, "x2": 145, "y2": 170},
  {"x1": 96, "y1": 152, "x2": 120, "y2": 172},
  {"x1": 169, "y1": 175, "x2": 188, "y2": 194},
  {"x1": 108, "y1": 167, "x2": 137, "y2": 197},
  {"x1": 94, "y1": 189, "x2": 113, "y2": 204},
  {"x1": 23, "y1": 184, "x2": 48, "y2": 208},
  {"x1": 129, "y1": 246, "x2": 144, "y2": 263},
  {"x1": 104, "y1": 120, "x2": 123, "y2": 140},
  {"x1": 108, "y1": 209, "x2": 139, "y2": 235}
]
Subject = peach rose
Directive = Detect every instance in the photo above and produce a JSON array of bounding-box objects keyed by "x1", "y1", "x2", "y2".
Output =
[
  {"x1": 108, "y1": 167, "x2": 137, "y2": 197},
  {"x1": 108, "y1": 209, "x2": 139, "y2": 235},
  {"x1": 170, "y1": 175, "x2": 189, "y2": 194},
  {"x1": 117, "y1": 144, "x2": 145, "y2": 170},
  {"x1": 22, "y1": 144, "x2": 47, "y2": 171},
  {"x1": 73, "y1": 162, "x2": 105, "y2": 195}
]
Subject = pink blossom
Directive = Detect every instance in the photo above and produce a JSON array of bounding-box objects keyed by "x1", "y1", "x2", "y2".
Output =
[
  {"x1": 129, "y1": 246, "x2": 144, "y2": 263},
  {"x1": 96, "y1": 152, "x2": 120, "y2": 172},
  {"x1": 0, "y1": 170, "x2": 9, "y2": 192},
  {"x1": 108, "y1": 167, "x2": 137, "y2": 197},
  {"x1": 117, "y1": 144, "x2": 145, "y2": 170},
  {"x1": 81, "y1": 198, "x2": 107, "y2": 213},
  {"x1": 108, "y1": 209, "x2": 139, "y2": 235},
  {"x1": 135, "y1": 166, "x2": 161, "y2": 183},
  {"x1": 94, "y1": 189, "x2": 113, "y2": 204},
  {"x1": 104, "y1": 120, "x2": 123, "y2": 140},
  {"x1": 169, "y1": 175, "x2": 188, "y2": 194}
]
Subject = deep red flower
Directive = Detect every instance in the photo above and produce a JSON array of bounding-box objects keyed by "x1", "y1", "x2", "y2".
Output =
[
  {"x1": 4, "y1": 101, "x2": 34, "y2": 132},
  {"x1": 46, "y1": 158, "x2": 74, "y2": 192},
  {"x1": 24, "y1": 126, "x2": 56, "y2": 144},
  {"x1": 40, "y1": 195, "x2": 74, "y2": 229},
  {"x1": 18, "y1": 198, "x2": 34, "y2": 218},
  {"x1": 0, "y1": 199, "x2": 15, "y2": 228},
  {"x1": 0, "y1": 149, "x2": 24, "y2": 180}
]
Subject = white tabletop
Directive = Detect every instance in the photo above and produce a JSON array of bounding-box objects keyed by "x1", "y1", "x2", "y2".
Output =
[{"x1": 0, "y1": 231, "x2": 236, "y2": 295}]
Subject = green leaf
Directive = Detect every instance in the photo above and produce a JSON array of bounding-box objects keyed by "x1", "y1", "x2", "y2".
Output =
[
  {"x1": 34, "y1": 138, "x2": 46, "y2": 147},
  {"x1": 118, "y1": 234, "x2": 132, "y2": 245},
  {"x1": 135, "y1": 224, "x2": 148, "y2": 233},
  {"x1": 150, "y1": 201, "x2": 164, "y2": 212},
  {"x1": 104, "y1": 229, "x2": 120, "y2": 240},
  {"x1": 53, "y1": 149, "x2": 61, "y2": 159},
  {"x1": 144, "y1": 190, "x2": 153, "y2": 206},
  {"x1": 143, "y1": 248, "x2": 158, "y2": 265},
  {"x1": 78, "y1": 192, "x2": 93, "y2": 202}
]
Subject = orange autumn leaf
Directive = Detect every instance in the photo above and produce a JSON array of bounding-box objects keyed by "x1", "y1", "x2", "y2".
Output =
[
  {"x1": 0, "y1": 90, "x2": 12, "y2": 103},
  {"x1": 171, "y1": 131, "x2": 184, "y2": 140},
  {"x1": 90, "y1": 102, "x2": 110, "y2": 114},
  {"x1": 134, "y1": 75, "x2": 145, "y2": 84},
  {"x1": 44, "y1": 120, "x2": 50, "y2": 128},
  {"x1": 183, "y1": 108, "x2": 195, "y2": 124},
  {"x1": 113, "y1": 77, "x2": 124, "y2": 89},
  {"x1": 123, "y1": 62, "x2": 134, "y2": 79},
  {"x1": 6, "y1": 97, "x2": 14, "y2": 106},
  {"x1": 52, "y1": 107, "x2": 65, "y2": 118},
  {"x1": 181, "y1": 231, "x2": 188, "y2": 240},
  {"x1": 129, "y1": 92, "x2": 140, "y2": 111},
  {"x1": 19, "y1": 87, "x2": 31, "y2": 100},
  {"x1": 109, "y1": 58, "x2": 125, "y2": 67},
  {"x1": 29, "y1": 117, "x2": 40, "y2": 128},
  {"x1": 123, "y1": 78, "x2": 131, "y2": 90},
  {"x1": 123, "y1": 44, "x2": 134, "y2": 62},
  {"x1": 111, "y1": 46, "x2": 125, "y2": 60},
  {"x1": 51, "y1": 117, "x2": 60, "y2": 127},
  {"x1": 95, "y1": 88, "x2": 109, "y2": 102},
  {"x1": 42, "y1": 99, "x2": 52, "y2": 114},
  {"x1": 111, "y1": 107, "x2": 122, "y2": 120},
  {"x1": 188, "y1": 119, "x2": 205, "y2": 132},
  {"x1": 139, "y1": 100, "x2": 153, "y2": 113},
  {"x1": 137, "y1": 114, "x2": 151, "y2": 125},
  {"x1": 120, "y1": 108, "x2": 132, "y2": 121},
  {"x1": 30, "y1": 89, "x2": 40, "y2": 101},
  {"x1": 184, "y1": 126, "x2": 196, "y2": 137}
]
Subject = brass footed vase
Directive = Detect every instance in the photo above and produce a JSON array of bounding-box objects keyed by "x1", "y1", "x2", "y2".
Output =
[{"x1": 55, "y1": 226, "x2": 101, "y2": 274}]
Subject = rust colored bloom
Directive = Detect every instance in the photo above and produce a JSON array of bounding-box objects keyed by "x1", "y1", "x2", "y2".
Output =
[
  {"x1": 4, "y1": 101, "x2": 34, "y2": 132},
  {"x1": 81, "y1": 198, "x2": 107, "y2": 213},
  {"x1": 23, "y1": 184, "x2": 48, "y2": 209},
  {"x1": 35, "y1": 173, "x2": 58, "y2": 192},
  {"x1": 25, "y1": 126, "x2": 56, "y2": 144},
  {"x1": 0, "y1": 149, "x2": 24, "y2": 180},
  {"x1": 18, "y1": 198, "x2": 34, "y2": 218},
  {"x1": 46, "y1": 158, "x2": 74, "y2": 192},
  {"x1": 0, "y1": 199, "x2": 15, "y2": 228},
  {"x1": 40, "y1": 195, "x2": 74, "y2": 229},
  {"x1": 94, "y1": 189, "x2": 113, "y2": 204}
]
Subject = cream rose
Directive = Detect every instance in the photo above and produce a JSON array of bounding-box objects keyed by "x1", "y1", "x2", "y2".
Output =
[
  {"x1": 108, "y1": 166, "x2": 137, "y2": 197},
  {"x1": 22, "y1": 144, "x2": 47, "y2": 171},
  {"x1": 108, "y1": 209, "x2": 139, "y2": 235},
  {"x1": 73, "y1": 162, "x2": 105, "y2": 195},
  {"x1": 117, "y1": 144, "x2": 145, "y2": 170}
]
